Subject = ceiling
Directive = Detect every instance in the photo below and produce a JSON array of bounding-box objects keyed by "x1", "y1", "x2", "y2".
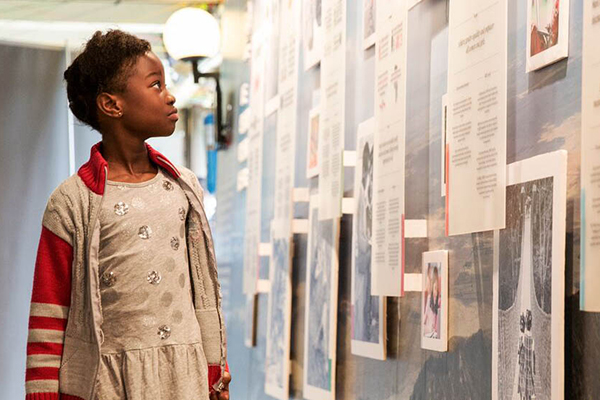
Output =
[{"x1": 0, "y1": 0, "x2": 222, "y2": 49}]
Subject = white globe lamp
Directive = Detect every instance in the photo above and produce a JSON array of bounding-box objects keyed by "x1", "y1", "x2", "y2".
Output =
[{"x1": 163, "y1": 7, "x2": 221, "y2": 61}]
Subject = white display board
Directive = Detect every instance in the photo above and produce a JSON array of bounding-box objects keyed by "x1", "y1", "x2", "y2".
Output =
[
  {"x1": 492, "y1": 150, "x2": 567, "y2": 400},
  {"x1": 243, "y1": 30, "x2": 267, "y2": 297},
  {"x1": 318, "y1": 0, "x2": 346, "y2": 221},
  {"x1": 351, "y1": 118, "x2": 386, "y2": 360},
  {"x1": 580, "y1": 0, "x2": 600, "y2": 312},
  {"x1": 446, "y1": 0, "x2": 507, "y2": 236},
  {"x1": 371, "y1": 0, "x2": 408, "y2": 297}
]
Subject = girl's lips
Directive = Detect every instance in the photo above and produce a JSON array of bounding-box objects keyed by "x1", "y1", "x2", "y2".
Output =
[{"x1": 168, "y1": 113, "x2": 179, "y2": 121}]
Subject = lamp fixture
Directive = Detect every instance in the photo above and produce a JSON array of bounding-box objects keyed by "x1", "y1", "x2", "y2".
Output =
[{"x1": 163, "y1": 7, "x2": 231, "y2": 148}]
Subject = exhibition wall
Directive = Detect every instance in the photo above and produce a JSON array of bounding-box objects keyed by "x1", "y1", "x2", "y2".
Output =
[{"x1": 213, "y1": 0, "x2": 600, "y2": 399}]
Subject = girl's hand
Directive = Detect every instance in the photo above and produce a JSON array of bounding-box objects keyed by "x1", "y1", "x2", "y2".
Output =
[{"x1": 210, "y1": 370, "x2": 232, "y2": 400}]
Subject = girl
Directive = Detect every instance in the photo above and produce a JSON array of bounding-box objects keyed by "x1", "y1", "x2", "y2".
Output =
[
  {"x1": 24, "y1": 30, "x2": 230, "y2": 400},
  {"x1": 423, "y1": 265, "x2": 440, "y2": 338}
]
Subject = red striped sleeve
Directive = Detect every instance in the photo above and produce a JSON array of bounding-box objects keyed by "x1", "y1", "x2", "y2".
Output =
[
  {"x1": 28, "y1": 316, "x2": 68, "y2": 331},
  {"x1": 26, "y1": 342, "x2": 63, "y2": 356},
  {"x1": 26, "y1": 225, "x2": 72, "y2": 399},
  {"x1": 30, "y1": 226, "x2": 72, "y2": 306},
  {"x1": 25, "y1": 367, "x2": 60, "y2": 381}
]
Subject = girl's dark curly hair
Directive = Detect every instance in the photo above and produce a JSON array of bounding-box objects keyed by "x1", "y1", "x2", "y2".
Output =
[{"x1": 64, "y1": 30, "x2": 151, "y2": 131}]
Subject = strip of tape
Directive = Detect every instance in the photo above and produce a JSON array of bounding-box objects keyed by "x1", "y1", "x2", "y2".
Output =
[
  {"x1": 405, "y1": 219, "x2": 427, "y2": 238},
  {"x1": 343, "y1": 150, "x2": 356, "y2": 167},
  {"x1": 404, "y1": 273, "x2": 422, "y2": 292},
  {"x1": 292, "y1": 219, "x2": 309, "y2": 234},
  {"x1": 258, "y1": 243, "x2": 272, "y2": 257},
  {"x1": 264, "y1": 95, "x2": 279, "y2": 117},
  {"x1": 292, "y1": 187, "x2": 310, "y2": 203},
  {"x1": 236, "y1": 168, "x2": 249, "y2": 191},
  {"x1": 256, "y1": 279, "x2": 271, "y2": 293},
  {"x1": 342, "y1": 198, "x2": 355, "y2": 214}
]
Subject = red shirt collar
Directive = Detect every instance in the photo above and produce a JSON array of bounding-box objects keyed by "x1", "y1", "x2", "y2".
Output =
[{"x1": 77, "y1": 141, "x2": 181, "y2": 195}]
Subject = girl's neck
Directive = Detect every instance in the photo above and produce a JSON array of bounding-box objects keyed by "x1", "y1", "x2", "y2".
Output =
[{"x1": 101, "y1": 136, "x2": 158, "y2": 182}]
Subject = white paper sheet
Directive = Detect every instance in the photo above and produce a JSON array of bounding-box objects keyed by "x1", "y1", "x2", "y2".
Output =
[
  {"x1": 371, "y1": 0, "x2": 407, "y2": 297},
  {"x1": 243, "y1": 31, "x2": 266, "y2": 295},
  {"x1": 351, "y1": 118, "x2": 386, "y2": 360},
  {"x1": 580, "y1": 0, "x2": 600, "y2": 312},
  {"x1": 492, "y1": 150, "x2": 567, "y2": 400},
  {"x1": 264, "y1": 3, "x2": 300, "y2": 396},
  {"x1": 273, "y1": 0, "x2": 300, "y2": 232},
  {"x1": 446, "y1": 0, "x2": 507, "y2": 236},
  {"x1": 318, "y1": 0, "x2": 346, "y2": 221}
]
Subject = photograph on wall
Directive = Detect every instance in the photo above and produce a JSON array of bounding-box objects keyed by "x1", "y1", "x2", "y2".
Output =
[
  {"x1": 421, "y1": 250, "x2": 449, "y2": 352},
  {"x1": 304, "y1": 195, "x2": 339, "y2": 400},
  {"x1": 303, "y1": 0, "x2": 323, "y2": 71},
  {"x1": 526, "y1": 0, "x2": 569, "y2": 72},
  {"x1": 363, "y1": 0, "x2": 376, "y2": 50},
  {"x1": 265, "y1": 223, "x2": 293, "y2": 399},
  {"x1": 493, "y1": 151, "x2": 567, "y2": 400},
  {"x1": 306, "y1": 107, "x2": 320, "y2": 178},
  {"x1": 351, "y1": 118, "x2": 386, "y2": 360},
  {"x1": 265, "y1": 0, "x2": 281, "y2": 101}
]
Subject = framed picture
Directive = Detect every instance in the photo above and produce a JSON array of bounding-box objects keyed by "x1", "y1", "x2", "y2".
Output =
[
  {"x1": 351, "y1": 118, "x2": 386, "y2": 360},
  {"x1": 303, "y1": 0, "x2": 323, "y2": 71},
  {"x1": 306, "y1": 107, "x2": 320, "y2": 179},
  {"x1": 303, "y1": 195, "x2": 339, "y2": 400},
  {"x1": 492, "y1": 150, "x2": 567, "y2": 400},
  {"x1": 363, "y1": 0, "x2": 376, "y2": 50},
  {"x1": 421, "y1": 250, "x2": 449, "y2": 352},
  {"x1": 526, "y1": 0, "x2": 569, "y2": 72}
]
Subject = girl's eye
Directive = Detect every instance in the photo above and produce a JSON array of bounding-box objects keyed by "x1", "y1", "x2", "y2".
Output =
[{"x1": 153, "y1": 81, "x2": 162, "y2": 89}]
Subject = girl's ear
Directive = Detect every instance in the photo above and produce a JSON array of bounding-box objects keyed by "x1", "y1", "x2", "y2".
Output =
[{"x1": 97, "y1": 92, "x2": 123, "y2": 119}]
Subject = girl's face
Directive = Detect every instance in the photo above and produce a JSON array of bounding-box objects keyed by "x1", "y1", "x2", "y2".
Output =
[{"x1": 118, "y1": 51, "x2": 178, "y2": 138}]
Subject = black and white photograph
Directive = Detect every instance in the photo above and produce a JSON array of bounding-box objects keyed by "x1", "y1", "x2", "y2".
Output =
[
  {"x1": 302, "y1": 0, "x2": 323, "y2": 71},
  {"x1": 303, "y1": 196, "x2": 339, "y2": 400},
  {"x1": 493, "y1": 151, "x2": 567, "y2": 400},
  {"x1": 265, "y1": 222, "x2": 293, "y2": 399},
  {"x1": 351, "y1": 118, "x2": 386, "y2": 360},
  {"x1": 363, "y1": 0, "x2": 376, "y2": 49}
]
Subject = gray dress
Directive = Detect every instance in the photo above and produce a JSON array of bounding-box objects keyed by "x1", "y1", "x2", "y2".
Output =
[{"x1": 94, "y1": 166, "x2": 209, "y2": 400}]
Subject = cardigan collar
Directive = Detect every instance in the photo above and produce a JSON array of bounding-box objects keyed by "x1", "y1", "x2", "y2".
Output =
[{"x1": 77, "y1": 141, "x2": 181, "y2": 195}]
